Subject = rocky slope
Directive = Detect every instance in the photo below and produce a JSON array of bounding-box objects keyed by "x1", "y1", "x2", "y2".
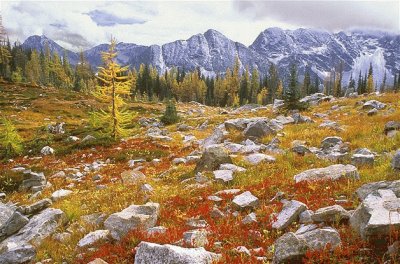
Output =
[
  {"x1": 22, "y1": 28, "x2": 400, "y2": 85},
  {"x1": 1, "y1": 82, "x2": 400, "y2": 263}
]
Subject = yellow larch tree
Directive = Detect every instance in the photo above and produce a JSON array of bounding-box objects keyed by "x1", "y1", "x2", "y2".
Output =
[{"x1": 91, "y1": 38, "x2": 135, "y2": 139}]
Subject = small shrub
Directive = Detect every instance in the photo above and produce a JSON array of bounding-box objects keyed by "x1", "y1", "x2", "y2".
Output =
[
  {"x1": 160, "y1": 99, "x2": 179, "y2": 125},
  {"x1": 0, "y1": 118, "x2": 23, "y2": 159}
]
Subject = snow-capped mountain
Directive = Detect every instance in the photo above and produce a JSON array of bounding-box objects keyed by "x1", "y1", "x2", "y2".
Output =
[
  {"x1": 21, "y1": 35, "x2": 79, "y2": 65},
  {"x1": 22, "y1": 28, "x2": 400, "y2": 85}
]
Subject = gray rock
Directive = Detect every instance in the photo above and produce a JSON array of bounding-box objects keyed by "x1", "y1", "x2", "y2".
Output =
[
  {"x1": 104, "y1": 203, "x2": 159, "y2": 240},
  {"x1": 213, "y1": 170, "x2": 233, "y2": 183},
  {"x1": 186, "y1": 219, "x2": 208, "y2": 229},
  {"x1": 296, "y1": 225, "x2": 341, "y2": 251},
  {"x1": 224, "y1": 118, "x2": 249, "y2": 131},
  {"x1": 320, "y1": 136, "x2": 343, "y2": 149},
  {"x1": 351, "y1": 148, "x2": 375, "y2": 166},
  {"x1": 47, "y1": 122, "x2": 65, "y2": 134},
  {"x1": 134, "y1": 241, "x2": 221, "y2": 264},
  {"x1": 147, "y1": 226, "x2": 167, "y2": 236},
  {"x1": 272, "y1": 200, "x2": 307, "y2": 230},
  {"x1": 40, "y1": 146, "x2": 54, "y2": 155},
  {"x1": 274, "y1": 115, "x2": 295, "y2": 125},
  {"x1": 319, "y1": 120, "x2": 342, "y2": 131},
  {"x1": 242, "y1": 212, "x2": 257, "y2": 224},
  {"x1": 232, "y1": 191, "x2": 259, "y2": 210},
  {"x1": 219, "y1": 163, "x2": 246, "y2": 172},
  {"x1": 273, "y1": 99, "x2": 284, "y2": 110},
  {"x1": 80, "y1": 213, "x2": 107, "y2": 227},
  {"x1": 273, "y1": 225, "x2": 341, "y2": 264},
  {"x1": 356, "y1": 180, "x2": 400, "y2": 200},
  {"x1": 367, "y1": 108, "x2": 378, "y2": 116},
  {"x1": 294, "y1": 164, "x2": 359, "y2": 183},
  {"x1": 245, "y1": 153, "x2": 275, "y2": 165},
  {"x1": 311, "y1": 205, "x2": 351, "y2": 223},
  {"x1": 292, "y1": 113, "x2": 313, "y2": 124},
  {"x1": 19, "y1": 198, "x2": 52, "y2": 215},
  {"x1": 292, "y1": 145, "x2": 311, "y2": 155},
  {"x1": 0, "y1": 242, "x2": 36, "y2": 264},
  {"x1": 77, "y1": 230, "x2": 110, "y2": 248},
  {"x1": 350, "y1": 189, "x2": 400, "y2": 241},
  {"x1": 121, "y1": 170, "x2": 146, "y2": 184},
  {"x1": 0, "y1": 208, "x2": 66, "y2": 247},
  {"x1": 177, "y1": 124, "x2": 193, "y2": 131},
  {"x1": 392, "y1": 149, "x2": 400, "y2": 170},
  {"x1": 0, "y1": 211, "x2": 29, "y2": 242},
  {"x1": 273, "y1": 232, "x2": 307, "y2": 264},
  {"x1": 19, "y1": 171, "x2": 46, "y2": 192},
  {"x1": 299, "y1": 210, "x2": 314, "y2": 224},
  {"x1": 183, "y1": 229, "x2": 208, "y2": 247},
  {"x1": 195, "y1": 146, "x2": 232, "y2": 173},
  {"x1": 51, "y1": 189, "x2": 73, "y2": 202},
  {"x1": 384, "y1": 121, "x2": 400, "y2": 135},
  {"x1": 243, "y1": 120, "x2": 276, "y2": 139},
  {"x1": 362, "y1": 100, "x2": 386, "y2": 110},
  {"x1": 201, "y1": 128, "x2": 224, "y2": 148},
  {"x1": 67, "y1": 135, "x2": 80, "y2": 142},
  {"x1": 173, "y1": 158, "x2": 187, "y2": 165}
]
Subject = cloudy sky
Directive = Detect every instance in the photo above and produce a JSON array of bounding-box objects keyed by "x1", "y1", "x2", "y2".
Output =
[{"x1": 1, "y1": 0, "x2": 399, "y2": 51}]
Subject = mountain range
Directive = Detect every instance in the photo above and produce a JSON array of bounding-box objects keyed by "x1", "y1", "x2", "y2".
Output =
[{"x1": 21, "y1": 28, "x2": 400, "y2": 85}]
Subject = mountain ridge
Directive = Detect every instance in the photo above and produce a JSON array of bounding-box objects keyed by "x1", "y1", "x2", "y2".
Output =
[{"x1": 21, "y1": 28, "x2": 400, "y2": 85}]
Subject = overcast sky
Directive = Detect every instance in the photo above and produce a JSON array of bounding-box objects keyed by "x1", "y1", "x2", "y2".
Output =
[{"x1": 1, "y1": 0, "x2": 399, "y2": 51}]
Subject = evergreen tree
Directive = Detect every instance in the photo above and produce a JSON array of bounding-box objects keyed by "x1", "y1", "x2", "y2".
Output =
[
  {"x1": 250, "y1": 68, "x2": 259, "y2": 103},
  {"x1": 283, "y1": 63, "x2": 307, "y2": 111},
  {"x1": 0, "y1": 118, "x2": 23, "y2": 158},
  {"x1": 380, "y1": 71, "x2": 386, "y2": 93},
  {"x1": 25, "y1": 50, "x2": 40, "y2": 85},
  {"x1": 348, "y1": 73, "x2": 356, "y2": 94},
  {"x1": 239, "y1": 66, "x2": 249, "y2": 105},
  {"x1": 357, "y1": 71, "x2": 362, "y2": 94},
  {"x1": 366, "y1": 63, "x2": 374, "y2": 93},
  {"x1": 302, "y1": 65, "x2": 311, "y2": 96},
  {"x1": 276, "y1": 80, "x2": 283, "y2": 99},
  {"x1": 160, "y1": 99, "x2": 179, "y2": 125},
  {"x1": 267, "y1": 63, "x2": 279, "y2": 102},
  {"x1": 311, "y1": 76, "x2": 320, "y2": 94},
  {"x1": 91, "y1": 38, "x2": 134, "y2": 139}
]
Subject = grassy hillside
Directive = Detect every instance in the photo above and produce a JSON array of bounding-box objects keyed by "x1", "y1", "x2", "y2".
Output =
[{"x1": 1, "y1": 81, "x2": 400, "y2": 263}]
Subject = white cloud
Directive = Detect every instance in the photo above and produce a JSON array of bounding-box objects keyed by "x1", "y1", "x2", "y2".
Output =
[{"x1": 1, "y1": 0, "x2": 399, "y2": 52}]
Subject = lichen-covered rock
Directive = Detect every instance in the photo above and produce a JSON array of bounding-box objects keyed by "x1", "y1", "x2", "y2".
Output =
[
  {"x1": 350, "y1": 189, "x2": 400, "y2": 241},
  {"x1": 243, "y1": 120, "x2": 276, "y2": 139},
  {"x1": 134, "y1": 241, "x2": 221, "y2": 264},
  {"x1": 311, "y1": 205, "x2": 351, "y2": 223},
  {"x1": 245, "y1": 153, "x2": 275, "y2": 165},
  {"x1": 272, "y1": 200, "x2": 307, "y2": 230},
  {"x1": 392, "y1": 149, "x2": 400, "y2": 170},
  {"x1": 77, "y1": 230, "x2": 110, "y2": 248},
  {"x1": 213, "y1": 170, "x2": 233, "y2": 183},
  {"x1": 0, "y1": 242, "x2": 36, "y2": 264},
  {"x1": 273, "y1": 225, "x2": 341, "y2": 263},
  {"x1": 195, "y1": 146, "x2": 232, "y2": 173},
  {"x1": 356, "y1": 180, "x2": 400, "y2": 200},
  {"x1": 273, "y1": 232, "x2": 307, "y2": 264},
  {"x1": 232, "y1": 191, "x2": 259, "y2": 210},
  {"x1": 104, "y1": 203, "x2": 159, "y2": 240},
  {"x1": 352, "y1": 148, "x2": 375, "y2": 166},
  {"x1": 294, "y1": 164, "x2": 359, "y2": 183}
]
